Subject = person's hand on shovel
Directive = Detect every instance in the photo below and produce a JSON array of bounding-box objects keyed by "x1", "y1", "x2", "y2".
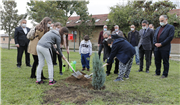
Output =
[{"x1": 62, "y1": 56, "x2": 66, "y2": 60}]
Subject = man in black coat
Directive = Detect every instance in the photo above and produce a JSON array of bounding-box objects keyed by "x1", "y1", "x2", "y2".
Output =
[
  {"x1": 14, "y1": 19, "x2": 31, "y2": 68},
  {"x1": 153, "y1": 15, "x2": 174, "y2": 78},
  {"x1": 138, "y1": 20, "x2": 154, "y2": 73},
  {"x1": 127, "y1": 25, "x2": 140, "y2": 65}
]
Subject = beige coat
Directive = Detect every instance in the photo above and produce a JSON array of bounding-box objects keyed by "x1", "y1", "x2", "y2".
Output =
[{"x1": 28, "y1": 30, "x2": 45, "y2": 55}]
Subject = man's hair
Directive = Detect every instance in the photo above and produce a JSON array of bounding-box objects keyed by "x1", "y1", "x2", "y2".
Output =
[
  {"x1": 107, "y1": 38, "x2": 114, "y2": 44},
  {"x1": 142, "y1": 20, "x2": 148, "y2": 24},
  {"x1": 103, "y1": 31, "x2": 111, "y2": 36},
  {"x1": 114, "y1": 25, "x2": 119, "y2": 28},
  {"x1": 103, "y1": 25, "x2": 107, "y2": 27},
  {"x1": 131, "y1": 25, "x2": 135, "y2": 27},
  {"x1": 19, "y1": 19, "x2": 26, "y2": 24},
  {"x1": 54, "y1": 22, "x2": 62, "y2": 27},
  {"x1": 160, "y1": 15, "x2": 168, "y2": 19},
  {"x1": 149, "y1": 24, "x2": 154, "y2": 27}
]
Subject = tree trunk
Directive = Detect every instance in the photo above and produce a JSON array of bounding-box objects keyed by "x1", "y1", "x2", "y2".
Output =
[
  {"x1": 8, "y1": 32, "x2": 10, "y2": 50},
  {"x1": 79, "y1": 31, "x2": 81, "y2": 46}
]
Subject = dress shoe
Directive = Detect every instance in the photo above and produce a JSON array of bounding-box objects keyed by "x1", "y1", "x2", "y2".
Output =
[
  {"x1": 30, "y1": 76, "x2": 36, "y2": 78},
  {"x1": 60, "y1": 72, "x2": 63, "y2": 75},
  {"x1": 161, "y1": 75, "x2": 167, "y2": 78},
  {"x1": 137, "y1": 70, "x2": 143, "y2": 72},
  {"x1": 17, "y1": 65, "x2": 21, "y2": 68},
  {"x1": 106, "y1": 73, "x2": 110, "y2": 76},
  {"x1": 146, "y1": 71, "x2": 149, "y2": 73},
  {"x1": 154, "y1": 74, "x2": 160, "y2": 76},
  {"x1": 26, "y1": 65, "x2": 32, "y2": 67}
]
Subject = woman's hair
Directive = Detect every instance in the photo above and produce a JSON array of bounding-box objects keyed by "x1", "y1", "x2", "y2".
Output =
[
  {"x1": 35, "y1": 17, "x2": 52, "y2": 34},
  {"x1": 59, "y1": 27, "x2": 69, "y2": 45},
  {"x1": 54, "y1": 22, "x2": 62, "y2": 27}
]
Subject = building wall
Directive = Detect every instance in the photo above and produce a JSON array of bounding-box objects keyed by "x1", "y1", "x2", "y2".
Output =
[
  {"x1": 67, "y1": 26, "x2": 104, "y2": 50},
  {"x1": 0, "y1": 36, "x2": 15, "y2": 44}
]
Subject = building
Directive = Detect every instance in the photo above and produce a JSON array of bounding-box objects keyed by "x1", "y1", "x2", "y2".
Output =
[
  {"x1": 0, "y1": 34, "x2": 15, "y2": 44},
  {"x1": 66, "y1": 14, "x2": 109, "y2": 50}
]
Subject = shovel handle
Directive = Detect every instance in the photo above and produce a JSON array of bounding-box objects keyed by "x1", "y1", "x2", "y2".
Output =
[
  {"x1": 64, "y1": 58, "x2": 76, "y2": 73},
  {"x1": 102, "y1": 63, "x2": 108, "y2": 67}
]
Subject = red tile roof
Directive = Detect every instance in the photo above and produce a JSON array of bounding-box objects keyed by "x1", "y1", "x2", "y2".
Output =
[
  {"x1": 66, "y1": 14, "x2": 108, "y2": 27},
  {"x1": 169, "y1": 9, "x2": 180, "y2": 17}
]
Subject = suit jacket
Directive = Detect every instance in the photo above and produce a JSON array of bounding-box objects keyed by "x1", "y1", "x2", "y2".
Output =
[
  {"x1": 127, "y1": 30, "x2": 140, "y2": 46},
  {"x1": 14, "y1": 26, "x2": 30, "y2": 46},
  {"x1": 138, "y1": 28, "x2": 154, "y2": 50},
  {"x1": 153, "y1": 24, "x2": 174, "y2": 51}
]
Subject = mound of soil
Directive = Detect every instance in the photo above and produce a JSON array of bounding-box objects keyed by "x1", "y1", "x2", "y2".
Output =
[{"x1": 65, "y1": 72, "x2": 105, "y2": 90}]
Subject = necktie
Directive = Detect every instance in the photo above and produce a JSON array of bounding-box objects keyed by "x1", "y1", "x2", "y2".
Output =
[{"x1": 143, "y1": 29, "x2": 146, "y2": 36}]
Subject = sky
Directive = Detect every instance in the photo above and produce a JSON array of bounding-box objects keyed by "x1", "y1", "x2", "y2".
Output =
[{"x1": 0, "y1": 0, "x2": 179, "y2": 34}]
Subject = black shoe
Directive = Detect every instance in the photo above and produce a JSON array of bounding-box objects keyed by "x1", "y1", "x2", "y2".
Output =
[
  {"x1": 53, "y1": 63, "x2": 57, "y2": 65},
  {"x1": 26, "y1": 65, "x2": 32, "y2": 67},
  {"x1": 154, "y1": 74, "x2": 160, "y2": 76},
  {"x1": 137, "y1": 70, "x2": 143, "y2": 72},
  {"x1": 106, "y1": 73, "x2": 110, "y2": 76},
  {"x1": 146, "y1": 71, "x2": 149, "y2": 73},
  {"x1": 114, "y1": 72, "x2": 118, "y2": 74},
  {"x1": 30, "y1": 76, "x2": 36, "y2": 78},
  {"x1": 41, "y1": 76, "x2": 48, "y2": 80},
  {"x1": 161, "y1": 75, "x2": 167, "y2": 78},
  {"x1": 60, "y1": 72, "x2": 63, "y2": 75},
  {"x1": 17, "y1": 65, "x2": 21, "y2": 68}
]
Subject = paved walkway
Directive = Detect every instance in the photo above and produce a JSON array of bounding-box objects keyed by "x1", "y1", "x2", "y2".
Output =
[{"x1": 1, "y1": 43, "x2": 180, "y2": 62}]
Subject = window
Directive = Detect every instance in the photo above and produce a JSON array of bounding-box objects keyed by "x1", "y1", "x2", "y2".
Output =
[
  {"x1": 106, "y1": 19, "x2": 109, "y2": 21},
  {"x1": 95, "y1": 19, "x2": 100, "y2": 22},
  {"x1": 3, "y1": 38, "x2": 5, "y2": 41},
  {"x1": 67, "y1": 21, "x2": 71, "y2": 24},
  {"x1": 75, "y1": 20, "x2": 81, "y2": 23}
]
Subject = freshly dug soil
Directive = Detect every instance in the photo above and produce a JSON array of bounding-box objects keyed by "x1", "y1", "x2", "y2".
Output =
[{"x1": 65, "y1": 72, "x2": 105, "y2": 90}]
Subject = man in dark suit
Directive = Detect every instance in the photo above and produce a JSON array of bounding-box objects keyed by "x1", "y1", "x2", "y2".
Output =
[
  {"x1": 14, "y1": 19, "x2": 31, "y2": 68},
  {"x1": 153, "y1": 15, "x2": 174, "y2": 78},
  {"x1": 138, "y1": 20, "x2": 154, "y2": 73}
]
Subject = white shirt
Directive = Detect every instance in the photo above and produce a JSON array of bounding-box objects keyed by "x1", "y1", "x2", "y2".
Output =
[{"x1": 22, "y1": 27, "x2": 27, "y2": 34}]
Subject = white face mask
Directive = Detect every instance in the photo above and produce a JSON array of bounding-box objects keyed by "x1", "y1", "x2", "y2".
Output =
[
  {"x1": 110, "y1": 45, "x2": 112, "y2": 48},
  {"x1": 50, "y1": 27, "x2": 53, "y2": 30},
  {"x1": 56, "y1": 28, "x2": 60, "y2": 31},
  {"x1": 47, "y1": 23, "x2": 51, "y2": 27},
  {"x1": 21, "y1": 24, "x2": 26, "y2": 28},
  {"x1": 142, "y1": 26, "x2": 146, "y2": 30},
  {"x1": 131, "y1": 28, "x2": 134, "y2": 31}
]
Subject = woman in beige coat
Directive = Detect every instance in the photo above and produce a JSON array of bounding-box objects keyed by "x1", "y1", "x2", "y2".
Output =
[{"x1": 28, "y1": 17, "x2": 52, "y2": 79}]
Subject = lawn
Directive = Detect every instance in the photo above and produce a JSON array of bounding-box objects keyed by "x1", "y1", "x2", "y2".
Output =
[{"x1": 1, "y1": 48, "x2": 180, "y2": 105}]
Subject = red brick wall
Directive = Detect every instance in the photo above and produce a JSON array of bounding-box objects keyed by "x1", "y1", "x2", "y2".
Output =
[{"x1": 171, "y1": 38, "x2": 180, "y2": 44}]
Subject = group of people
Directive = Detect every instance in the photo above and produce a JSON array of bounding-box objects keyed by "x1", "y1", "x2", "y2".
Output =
[
  {"x1": 14, "y1": 17, "x2": 69, "y2": 85},
  {"x1": 14, "y1": 14, "x2": 174, "y2": 84},
  {"x1": 98, "y1": 15, "x2": 174, "y2": 81}
]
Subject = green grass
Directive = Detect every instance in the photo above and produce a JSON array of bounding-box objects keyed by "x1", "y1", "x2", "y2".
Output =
[{"x1": 1, "y1": 48, "x2": 180, "y2": 105}]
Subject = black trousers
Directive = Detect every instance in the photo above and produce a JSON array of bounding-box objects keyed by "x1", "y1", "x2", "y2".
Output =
[
  {"x1": 114, "y1": 58, "x2": 119, "y2": 74},
  {"x1": 17, "y1": 45, "x2": 30, "y2": 66},
  {"x1": 30, "y1": 55, "x2": 45, "y2": 78},
  {"x1": 106, "y1": 63, "x2": 112, "y2": 74},
  {"x1": 139, "y1": 46, "x2": 151, "y2": 71},
  {"x1": 154, "y1": 50, "x2": 170, "y2": 77},
  {"x1": 98, "y1": 44, "x2": 104, "y2": 59},
  {"x1": 53, "y1": 48, "x2": 63, "y2": 73}
]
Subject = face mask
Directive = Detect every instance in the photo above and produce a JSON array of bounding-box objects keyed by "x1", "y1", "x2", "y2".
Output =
[
  {"x1": 21, "y1": 24, "x2": 26, "y2": 28},
  {"x1": 104, "y1": 28, "x2": 107, "y2": 31},
  {"x1": 56, "y1": 28, "x2": 60, "y2": 31},
  {"x1": 110, "y1": 45, "x2": 112, "y2": 48},
  {"x1": 47, "y1": 23, "x2": 51, "y2": 27},
  {"x1": 160, "y1": 22, "x2": 165, "y2": 26},
  {"x1": 131, "y1": 28, "x2": 134, "y2": 31},
  {"x1": 142, "y1": 26, "x2": 146, "y2": 29},
  {"x1": 50, "y1": 27, "x2": 53, "y2": 30},
  {"x1": 115, "y1": 29, "x2": 118, "y2": 32}
]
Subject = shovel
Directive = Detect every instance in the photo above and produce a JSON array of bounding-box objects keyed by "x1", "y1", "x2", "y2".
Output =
[
  {"x1": 84, "y1": 64, "x2": 108, "y2": 79},
  {"x1": 64, "y1": 58, "x2": 83, "y2": 79}
]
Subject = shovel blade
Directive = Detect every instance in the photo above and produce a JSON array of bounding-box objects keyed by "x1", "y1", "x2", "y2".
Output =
[{"x1": 72, "y1": 71, "x2": 83, "y2": 79}]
